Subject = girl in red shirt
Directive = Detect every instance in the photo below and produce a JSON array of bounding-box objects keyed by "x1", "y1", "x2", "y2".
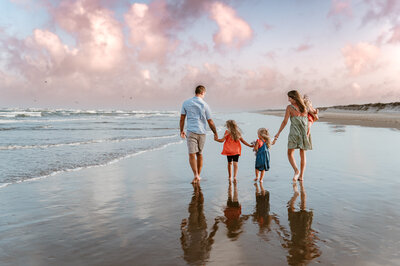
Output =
[{"x1": 215, "y1": 120, "x2": 253, "y2": 183}]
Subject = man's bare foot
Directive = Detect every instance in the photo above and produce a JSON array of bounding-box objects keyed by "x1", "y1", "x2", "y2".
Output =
[
  {"x1": 292, "y1": 170, "x2": 300, "y2": 182},
  {"x1": 298, "y1": 176, "x2": 304, "y2": 181}
]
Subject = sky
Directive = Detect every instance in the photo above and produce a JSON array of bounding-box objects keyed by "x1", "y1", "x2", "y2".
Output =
[{"x1": 0, "y1": 0, "x2": 399, "y2": 110}]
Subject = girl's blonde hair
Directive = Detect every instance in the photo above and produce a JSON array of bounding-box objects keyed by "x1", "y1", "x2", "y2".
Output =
[
  {"x1": 303, "y1": 94, "x2": 312, "y2": 111},
  {"x1": 257, "y1": 128, "x2": 271, "y2": 148},
  {"x1": 288, "y1": 90, "x2": 306, "y2": 113},
  {"x1": 226, "y1": 120, "x2": 242, "y2": 141}
]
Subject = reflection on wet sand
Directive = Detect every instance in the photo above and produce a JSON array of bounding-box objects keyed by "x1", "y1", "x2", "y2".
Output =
[
  {"x1": 180, "y1": 183, "x2": 218, "y2": 265},
  {"x1": 252, "y1": 182, "x2": 272, "y2": 233},
  {"x1": 285, "y1": 182, "x2": 321, "y2": 265},
  {"x1": 218, "y1": 181, "x2": 249, "y2": 240}
]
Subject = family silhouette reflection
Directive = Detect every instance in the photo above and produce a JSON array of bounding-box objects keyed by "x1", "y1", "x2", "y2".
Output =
[
  {"x1": 285, "y1": 182, "x2": 321, "y2": 265},
  {"x1": 180, "y1": 183, "x2": 218, "y2": 265}
]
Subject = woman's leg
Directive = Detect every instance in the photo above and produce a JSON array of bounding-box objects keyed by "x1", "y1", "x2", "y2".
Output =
[
  {"x1": 287, "y1": 149, "x2": 300, "y2": 181},
  {"x1": 299, "y1": 149, "x2": 306, "y2": 181}
]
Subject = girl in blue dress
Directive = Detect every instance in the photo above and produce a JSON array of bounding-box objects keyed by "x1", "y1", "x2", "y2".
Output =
[{"x1": 254, "y1": 128, "x2": 271, "y2": 182}]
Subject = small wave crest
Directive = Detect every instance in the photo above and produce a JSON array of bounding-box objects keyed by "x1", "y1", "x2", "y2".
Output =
[{"x1": 0, "y1": 134, "x2": 178, "y2": 150}]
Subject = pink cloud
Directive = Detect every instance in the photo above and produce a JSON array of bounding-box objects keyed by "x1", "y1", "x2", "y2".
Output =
[
  {"x1": 124, "y1": 1, "x2": 179, "y2": 63},
  {"x1": 388, "y1": 25, "x2": 400, "y2": 43},
  {"x1": 264, "y1": 24, "x2": 273, "y2": 31},
  {"x1": 342, "y1": 42, "x2": 380, "y2": 75},
  {"x1": 52, "y1": 0, "x2": 125, "y2": 72},
  {"x1": 209, "y1": 2, "x2": 253, "y2": 50},
  {"x1": 328, "y1": 0, "x2": 352, "y2": 18},
  {"x1": 294, "y1": 43, "x2": 313, "y2": 52},
  {"x1": 362, "y1": 0, "x2": 400, "y2": 24}
]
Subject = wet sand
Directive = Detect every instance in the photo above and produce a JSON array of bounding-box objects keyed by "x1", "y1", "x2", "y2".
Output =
[{"x1": 0, "y1": 112, "x2": 399, "y2": 265}]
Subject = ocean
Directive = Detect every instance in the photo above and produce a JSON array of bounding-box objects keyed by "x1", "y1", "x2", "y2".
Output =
[{"x1": 0, "y1": 108, "x2": 183, "y2": 188}]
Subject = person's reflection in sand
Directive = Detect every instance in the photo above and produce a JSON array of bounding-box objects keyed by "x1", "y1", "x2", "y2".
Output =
[
  {"x1": 252, "y1": 182, "x2": 272, "y2": 234},
  {"x1": 285, "y1": 182, "x2": 321, "y2": 265},
  {"x1": 180, "y1": 183, "x2": 219, "y2": 265},
  {"x1": 216, "y1": 181, "x2": 249, "y2": 240}
]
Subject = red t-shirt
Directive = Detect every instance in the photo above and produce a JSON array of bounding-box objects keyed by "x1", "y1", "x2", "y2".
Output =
[{"x1": 221, "y1": 131, "x2": 241, "y2": 156}]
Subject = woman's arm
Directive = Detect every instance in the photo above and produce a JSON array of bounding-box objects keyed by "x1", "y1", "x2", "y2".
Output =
[
  {"x1": 272, "y1": 106, "x2": 291, "y2": 144},
  {"x1": 239, "y1": 138, "x2": 253, "y2": 147}
]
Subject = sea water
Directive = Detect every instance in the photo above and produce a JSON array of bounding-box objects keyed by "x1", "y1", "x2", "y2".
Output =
[{"x1": 0, "y1": 108, "x2": 183, "y2": 188}]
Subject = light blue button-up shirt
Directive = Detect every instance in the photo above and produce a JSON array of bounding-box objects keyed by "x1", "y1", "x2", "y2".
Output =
[{"x1": 181, "y1": 96, "x2": 212, "y2": 134}]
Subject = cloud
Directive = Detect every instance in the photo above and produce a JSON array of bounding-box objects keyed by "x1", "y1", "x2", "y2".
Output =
[
  {"x1": 328, "y1": 0, "x2": 352, "y2": 18},
  {"x1": 362, "y1": 0, "x2": 400, "y2": 24},
  {"x1": 209, "y1": 2, "x2": 253, "y2": 50},
  {"x1": 327, "y1": 0, "x2": 352, "y2": 29},
  {"x1": 52, "y1": 0, "x2": 125, "y2": 72},
  {"x1": 388, "y1": 25, "x2": 400, "y2": 43},
  {"x1": 342, "y1": 42, "x2": 380, "y2": 75},
  {"x1": 294, "y1": 43, "x2": 313, "y2": 52},
  {"x1": 124, "y1": 2, "x2": 179, "y2": 63}
]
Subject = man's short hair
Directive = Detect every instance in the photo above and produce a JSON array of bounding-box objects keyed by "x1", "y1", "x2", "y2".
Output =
[{"x1": 195, "y1": 85, "x2": 206, "y2": 95}]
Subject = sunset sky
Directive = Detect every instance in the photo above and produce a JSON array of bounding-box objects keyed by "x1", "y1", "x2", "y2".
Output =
[{"x1": 1, "y1": 0, "x2": 399, "y2": 110}]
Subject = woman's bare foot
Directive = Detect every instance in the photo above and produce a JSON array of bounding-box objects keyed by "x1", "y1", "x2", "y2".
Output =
[
  {"x1": 254, "y1": 177, "x2": 258, "y2": 182},
  {"x1": 233, "y1": 177, "x2": 237, "y2": 184},
  {"x1": 292, "y1": 170, "x2": 300, "y2": 182}
]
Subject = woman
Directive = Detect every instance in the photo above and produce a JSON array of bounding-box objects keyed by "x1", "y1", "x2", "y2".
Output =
[{"x1": 272, "y1": 90, "x2": 312, "y2": 181}]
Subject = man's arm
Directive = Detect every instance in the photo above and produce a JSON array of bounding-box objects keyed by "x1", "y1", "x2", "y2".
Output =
[
  {"x1": 180, "y1": 114, "x2": 186, "y2": 139},
  {"x1": 207, "y1": 119, "x2": 218, "y2": 138}
]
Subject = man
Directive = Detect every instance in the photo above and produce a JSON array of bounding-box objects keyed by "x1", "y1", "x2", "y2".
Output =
[{"x1": 180, "y1": 85, "x2": 218, "y2": 183}]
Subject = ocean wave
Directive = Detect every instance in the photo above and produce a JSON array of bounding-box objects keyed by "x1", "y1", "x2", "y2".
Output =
[
  {"x1": 0, "y1": 139, "x2": 184, "y2": 189},
  {"x1": 0, "y1": 134, "x2": 178, "y2": 150},
  {"x1": 0, "y1": 109, "x2": 179, "y2": 119}
]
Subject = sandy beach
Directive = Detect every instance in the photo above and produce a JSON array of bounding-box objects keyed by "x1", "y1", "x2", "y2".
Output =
[
  {"x1": 1, "y1": 112, "x2": 399, "y2": 265},
  {"x1": 258, "y1": 108, "x2": 400, "y2": 130}
]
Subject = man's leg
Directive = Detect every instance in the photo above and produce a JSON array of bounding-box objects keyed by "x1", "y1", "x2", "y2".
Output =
[
  {"x1": 189, "y1": 153, "x2": 199, "y2": 183},
  {"x1": 196, "y1": 153, "x2": 203, "y2": 178}
]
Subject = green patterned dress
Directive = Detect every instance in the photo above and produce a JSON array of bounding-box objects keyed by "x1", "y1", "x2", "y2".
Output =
[{"x1": 288, "y1": 105, "x2": 312, "y2": 150}]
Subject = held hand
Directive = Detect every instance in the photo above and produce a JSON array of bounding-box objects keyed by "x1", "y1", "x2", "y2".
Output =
[
  {"x1": 214, "y1": 134, "x2": 218, "y2": 141},
  {"x1": 271, "y1": 139, "x2": 277, "y2": 145},
  {"x1": 180, "y1": 131, "x2": 186, "y2": 139}
]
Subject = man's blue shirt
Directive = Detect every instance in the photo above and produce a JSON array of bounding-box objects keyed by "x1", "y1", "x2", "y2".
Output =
[{"x1": 181, "y1": 96, "x2": 212, "y2": 134}]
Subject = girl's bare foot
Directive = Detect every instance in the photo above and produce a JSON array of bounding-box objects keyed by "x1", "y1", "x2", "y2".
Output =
[
  {"x1": 191, "y1": 176, "x2": 200, "y2": 184},
  {"x1": 233, "y1": 177, "x2": 237, "y2": 184},
  {"x1": 254, "y1": 178, "x2": 258, "y2": 182},
  {"x1": 259, "y1": 179, "x2": 263, "y2": 183},
  {"x1": 292, "y1": 170, "x2": 300, "y2": 182}
]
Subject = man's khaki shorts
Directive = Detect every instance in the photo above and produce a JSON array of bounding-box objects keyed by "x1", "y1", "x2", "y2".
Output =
[{"x1": 187, "y1": 131, "x2": 206, "y2": 154}]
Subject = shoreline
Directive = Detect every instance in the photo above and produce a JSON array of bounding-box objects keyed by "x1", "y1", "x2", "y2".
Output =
[{"x1": 257, "y1": 109, "x2": 400, "y2": 130}]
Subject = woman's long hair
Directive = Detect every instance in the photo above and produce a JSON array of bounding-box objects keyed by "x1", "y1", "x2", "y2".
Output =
[
  {"x1": 226, "y1": 120, "x2": 242, "y2": 141},
  {"x1": 288, "y1": 90, "x2": 306, "y2": 113},
  {"x1": 257, "y1": 128, "x2": 271, "y2": 148}
]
